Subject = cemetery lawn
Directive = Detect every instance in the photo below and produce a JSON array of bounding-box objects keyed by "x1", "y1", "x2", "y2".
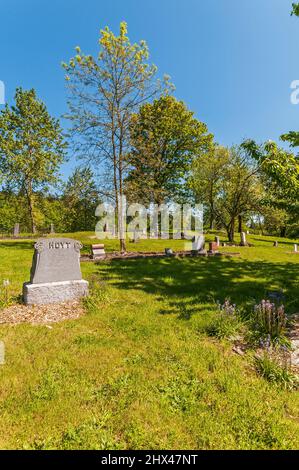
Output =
[{"x1": 0, "y1": 233, "x2": 298, "y2": 449}]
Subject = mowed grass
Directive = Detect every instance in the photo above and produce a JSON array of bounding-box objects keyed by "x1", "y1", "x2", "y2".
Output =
[{"x1": 0, "y1": 232, "x2": 298, "y2": 449}]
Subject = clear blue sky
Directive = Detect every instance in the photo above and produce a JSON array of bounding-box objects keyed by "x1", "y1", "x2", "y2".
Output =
[{"x1": 1, "y1": 0, "x2": 299, "y2": 179}]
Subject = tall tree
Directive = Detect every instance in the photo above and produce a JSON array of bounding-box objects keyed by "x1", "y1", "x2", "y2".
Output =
[
  {"x1": 0, "y1": 88, "x2": 66, "y2": 233},
  {"x1": 63, "y1": 167, "x2": 100, "y2": 232},
  {"x1": 190, "y1": 145, "x2": 229, "y2": 229},
  {"x1": 191, "y1": 146, "x2": 263, "y2": 242},
  {"x1": 125, "y1": 95, "x2": 213, "y2": 205},
  {"x1": 63, "y1": 22, "x2": 172, "y2": 251},
  {"x1": 241, "y1": 140, "x2": 299, "y2": 233},
  {"x1": 241, "y1": 140, "x2": 299, "y2": 199}
]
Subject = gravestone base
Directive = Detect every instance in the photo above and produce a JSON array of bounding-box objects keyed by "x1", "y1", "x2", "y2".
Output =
[{"x1": 23, "y1": 280, "x2": 89, "y2": 305}]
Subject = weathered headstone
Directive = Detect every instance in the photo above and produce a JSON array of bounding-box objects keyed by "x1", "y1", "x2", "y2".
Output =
[
  {"x1": 91, "y1": 244, "x2": 106, "y2": 259},
  {"x1": 240, "y1": 232, "x2": 247, "y2": 246},
  {"x1": 215, "y1": 236, "x2": 220, "y2": 247},
  {"x1": 192, "y1": 235, "x2": 205, "y2": 252},
  {"x1": 273, "y1": 241, "x2": 278, "y2": 247},
  {"x1": 294, "y1": 244, "x2": 298, "y2": 253},
  {"x1": 50, "y1": 223, "x2": 55, "y2": 234},
  {"x1": 13, "y1": 223, "x2": 20, "y2": 237},
  {"x1": 23, "y1": 238, "x2": 89, "y2": 305}
]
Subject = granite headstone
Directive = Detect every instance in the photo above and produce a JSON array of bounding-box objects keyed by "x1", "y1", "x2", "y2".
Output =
[{"x1": 23, "y1": 238, "x2": 89, "y2": 305}]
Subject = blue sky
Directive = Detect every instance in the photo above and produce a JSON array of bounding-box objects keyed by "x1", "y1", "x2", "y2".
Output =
[{"x1": 0, "y1": 0, "x2": 299, "y2": 179}]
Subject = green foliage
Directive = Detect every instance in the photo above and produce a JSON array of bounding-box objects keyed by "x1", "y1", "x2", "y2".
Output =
[
  {"x1": 241, "y1": 140, "x2": 299, "y2": 235},
  {"x1": 291, "y1": 3, "x2": 299, "y2": 16},
  {"x1": 205, "y1": 300, "x2": 244, "y2": 339},
  {"x1": 0, "y1": 88, "x2": 66, "y2": 232},
  {"x1": 254, "y1": 353, "x2": 298, "y2": 391},
  {"x1": 126, "y1": 95, "x2": 213, "y2": 204},
  {"x1": 242, "y1": 140, "x2": 299, "y2": 197},
  {"x1": 192, "y1": 145, "x2": 263, "y2": 241},
  {"x1": 62, "y1": 167, "x2": 100, "y2": 232},
  {"x1": 249, "y1": 301, "x2": 288, "y2": 347}
]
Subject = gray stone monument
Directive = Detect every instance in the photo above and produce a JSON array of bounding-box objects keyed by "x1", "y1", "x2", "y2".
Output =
[
  {"x1": 13, "y1": 223, "x2": 20, "y2": 237},
  {"x1": 50, "y1": 223, "x2": 55, "y2": 234},
  {"x1": 192, "y1": 235, "x2": 205, "y2": 252},
  {"x1": 240, "y1": 232, "x2": 247, "y2": 246},
  {"x1": 23, "y1": 238, "x2": 89, "y2": 305},
  {"x1": 215, "y1": 236, "x2": 220, "y2": 247},
  {"x1": 294, "y1": 244, "x2": 298, "y2": 253}
]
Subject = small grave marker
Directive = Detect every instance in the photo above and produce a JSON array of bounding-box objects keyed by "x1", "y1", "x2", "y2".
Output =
[
  {"x1": 165, "y1": 248, "x2": 174, "y2": 257},
  {"x1": 240, "y1": 232, "x2": 247, "y2": 246},
  {"x1": 13, "y1": 223, "x2": 20, "y2": 237},
  {"x1": 91, "y1": 244, "x2": 106, "y2": 259}
]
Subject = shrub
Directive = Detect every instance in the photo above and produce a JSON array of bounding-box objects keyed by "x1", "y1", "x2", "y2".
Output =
[
  {"x1": 254, "y1": 351, "x2": 299, "y2": 391},
  {"x1": 249, "y1": 300, "x2": 288, "y2": 347},
  {"x1": 205, "y1": 299, "x2": 243, "y2": 340}
]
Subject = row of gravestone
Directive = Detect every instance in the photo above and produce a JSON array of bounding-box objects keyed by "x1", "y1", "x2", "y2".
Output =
[
  {"x1": 22, "y1": 232, "x2": 298, "y2": 307},
  {"x1": 23, "y1": 234, "x2": 208, "y2": 306}
]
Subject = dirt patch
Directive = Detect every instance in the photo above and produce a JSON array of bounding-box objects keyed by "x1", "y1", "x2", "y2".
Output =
[{"x1": 0, "y1": 301, "x2": 85, "y2": 325}]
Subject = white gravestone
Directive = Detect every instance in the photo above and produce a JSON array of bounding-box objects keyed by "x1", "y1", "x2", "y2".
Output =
[
  {"x1": 13, "y1": 223, "x2": 20, "y2": 237},
  {"x1": 23, "y1": 238, "x2": 89, "y2": 305},
  {"x1": 192, "y1": 235, "x2": 205, "y2": 252},
  {"x1": 240, "y1": 232, "x2": 247, "y2": 246}
]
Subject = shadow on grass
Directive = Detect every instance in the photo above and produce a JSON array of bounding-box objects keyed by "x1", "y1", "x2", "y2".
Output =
[
  {"x1": 93, "y1": 256, "x2": 299, "y2": 318},
  {"x1": 251, "y1": 237, "x2": 298, "y2": 246},
  {"x1": 0, "y1": 241, "x2": 35, "y2": 251}
]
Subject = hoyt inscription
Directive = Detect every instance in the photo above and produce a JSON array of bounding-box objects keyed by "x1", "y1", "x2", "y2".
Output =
[{"x1": 49, "y1": 241, "x2": 71, "y2": 249}]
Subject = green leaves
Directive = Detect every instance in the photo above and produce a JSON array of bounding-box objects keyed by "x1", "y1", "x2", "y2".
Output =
[
  {"x1": 291, "y1": 2, "x2": 299, "y2": 16},
  {"x1": 126, "y1": 96, "x2": 213, "y2": 204},
  {"x1": 0, "y1": 88, "x2": 66, "y2": 231},
  {"x1": 242, "y1": 139, "x2": 299, "y2": 196}
]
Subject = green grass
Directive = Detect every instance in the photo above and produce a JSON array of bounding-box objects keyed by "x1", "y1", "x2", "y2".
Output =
[{"x1": 0, "y1": 232, "x2": 298, "y2": 449}]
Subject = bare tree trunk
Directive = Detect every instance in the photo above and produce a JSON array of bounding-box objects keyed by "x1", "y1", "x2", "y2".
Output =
[
  {"x1": 228, "y1": 217, "x2": 235, "y2": 243},
  {"x1": 118, "y1": 163, "x2": 126, "y2": 254},
  {"x1": 238, "y1": 215, "x2": 242, "y2": 233},
  {"x1": 209, "y1": 211, "x2": 214, "y2": 230},
  {"x1": 26, "y1": 180, "x2": 36, "y2": 234}
]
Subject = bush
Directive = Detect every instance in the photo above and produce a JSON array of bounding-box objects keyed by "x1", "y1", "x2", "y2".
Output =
[
  {"x1": 248, "y1": 300, "x2": 289, "y2": 347},
  {"x1": 205, "y1": 300, "x2": 244, "y2": 340},
  {"x1": 254, "y1": 352, "x2": 299, "y2": 391}
]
